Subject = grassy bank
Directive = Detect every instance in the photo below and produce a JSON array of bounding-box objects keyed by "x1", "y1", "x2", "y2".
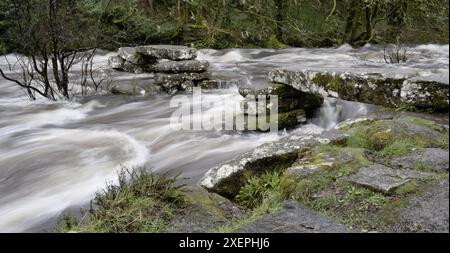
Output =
[{"x1": 56, "y1": 168, "x2": 184, "y2": 233}]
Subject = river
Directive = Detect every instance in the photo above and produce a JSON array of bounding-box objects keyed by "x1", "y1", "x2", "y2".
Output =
[{"x1": 0, "y1": 44, "x2": 448, "y2": 232}]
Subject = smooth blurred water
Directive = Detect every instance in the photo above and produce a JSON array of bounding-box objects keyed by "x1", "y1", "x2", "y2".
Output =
[{"x1": 0, "y1": 44, "x2": 448, "y2": 232}]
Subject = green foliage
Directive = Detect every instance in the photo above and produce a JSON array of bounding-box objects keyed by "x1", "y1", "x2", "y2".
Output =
[
  {"x1": 0, "y1": 0, "x2": 447, "y2": 53},
  {"x1": 56, "y1": 168, "x2": 183, "y2": 233},
  {"x1": 265, "y1": 35, "x2": 286, "y2": 49},
  {"x1": 236, "y1": 171, "x2": 282, "y2": 209}
]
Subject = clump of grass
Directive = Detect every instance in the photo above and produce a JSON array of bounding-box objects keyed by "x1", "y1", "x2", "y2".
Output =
[
  {"x1": 362, "y1": 192, "x2": 387, "y2": 210},
  {"x1": 377, "y1": 139, "x2": 421, "y2": 158},
  {"x1": 346, "y1": 126, "x2": 371, "y2": 149},
  {"x1": 345, "y1": 122, "x2": 393, "y2": 151},
  {"x1": 56, "y1": 168, "x2": 183, "y2": 233},
  {"x1": 236, "y1": 171, "x2": 282, "y2": 209}
]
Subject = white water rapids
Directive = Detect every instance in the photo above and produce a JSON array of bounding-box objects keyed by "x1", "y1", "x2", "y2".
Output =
[{"x1": 0, "y1": 44, "x2": 448, "y2": 232}]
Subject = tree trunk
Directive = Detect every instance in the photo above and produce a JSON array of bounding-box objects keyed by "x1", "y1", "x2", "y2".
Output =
[{"x1": 275, "y1": 0, "x2": 283, "y2": 41}]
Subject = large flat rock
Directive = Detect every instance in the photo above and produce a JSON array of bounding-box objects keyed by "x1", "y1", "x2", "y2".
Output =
[
  {"x1": 268, "y1": 68, "x2": 449, "y2": 111},
  {"x1": 199, "y1": 129, "x2": 348, "y2": 198},
  {"x1": 343, "y1": 164, "x2": 431, "y2": 193},
  {"x1": 137, "y1": 45, "x2": 197, "y2": 61},
  {"x1": 240, "y1": 200, "x2": 352, "y2": 233},
  {"x1": 149, "y1": 60, "x2": 209, "y2": 73},
  {"x1": 391, "y1": 148, "x2": 449, "y2": 173}
]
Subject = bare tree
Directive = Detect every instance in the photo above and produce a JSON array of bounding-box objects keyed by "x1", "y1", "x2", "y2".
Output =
[
  {"x1": 0, "y1": 0, "x2": 112, "y2": 100},
  {"x1": 383, "y1": 43, "x2": 409, "y2": 64}
]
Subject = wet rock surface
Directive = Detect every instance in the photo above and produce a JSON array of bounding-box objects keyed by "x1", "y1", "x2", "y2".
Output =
[
  {"x1": 268, "y1": 69, "x2": 449, "y2": 111},
  {"x1": 149, "y1": 60, "x2": 209, "y2": 73},
  {"x1": 395, "y1": 179, "x2": 449, "y2": 233},
  {"x1": 137, "y1": 45, "x2": 197, "y2": 61},
  {"x1": 391, "y1": 148, "x2": 449, "y2": 173},
  {"x1": 343, "y1": 164, "x2": 431, "y2": 193},
  {"x1": 155, "y1": 72, "x2": 209, "y2": 94},
  {"x1": 240, "y1": 200, "x2": 352, "y2": 233}
]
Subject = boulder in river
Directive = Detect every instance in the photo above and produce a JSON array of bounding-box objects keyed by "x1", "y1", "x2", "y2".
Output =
[
  {"x1": 154, "y1": 72, "x2": 209, "y2": 94},
  {"x1": 239, "y1": 83, "x2": 324, "y2": 130},
  {"x1": 108, "y1": 45, "x2": 211, "y2": 94},
  {"x1": 117, "y1": 47, "x2": 157, "y2": 65},
  {"x1": 239, "y1": 83, "x2": 324, "y2": 114},
  {"x1": 108, "y1": 56, "x2": 124, "y2": 70}
]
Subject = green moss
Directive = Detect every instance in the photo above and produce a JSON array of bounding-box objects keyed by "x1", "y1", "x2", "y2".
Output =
[
  {"x1": 312, "y1": 73, "x2": 345, "y2": 94},
  {"x1": 317, "y1": 145, "x2": 371, "y2": 166},
  {"x1": 182, "y1": 188, "x2": 228, "y2": 219},
  {"x1": 394, "y1": 181, "x2": 418, "y2": 195},
  {"x1": 276, "y1": 109, "x2": 306, "y2": 130}
]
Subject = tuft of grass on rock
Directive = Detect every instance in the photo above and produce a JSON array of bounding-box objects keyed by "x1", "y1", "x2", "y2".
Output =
[
  {"x1": 377, "y1": 139, "x2": 422, "y2": 158},
  {"x1": 236, "y1": 171, "x2": 282, "y2": 209},
  {"x1": 55, "y1": 168, "x2": 183, "y2": 233}
]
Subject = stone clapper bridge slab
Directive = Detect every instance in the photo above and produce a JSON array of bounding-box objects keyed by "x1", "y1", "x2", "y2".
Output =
[
  {"x1": 108, "y1": 45, "x2": 216, "y2": 95},
  {"x1": 268, "y1": 68, "x2": 449, "y2": 111},
  {"x1": 108, "y1": 45, "x2": 247, "y2": 95}
]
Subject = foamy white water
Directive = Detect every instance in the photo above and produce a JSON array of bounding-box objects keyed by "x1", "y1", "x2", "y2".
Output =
[{"x1": 0, "y1": 44, "x2": 447, "y2": 232}]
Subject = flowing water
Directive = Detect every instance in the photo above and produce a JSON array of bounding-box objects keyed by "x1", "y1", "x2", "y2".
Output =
[{"x1": 0, "y1": 44, "x2": 448, "y2": 232}]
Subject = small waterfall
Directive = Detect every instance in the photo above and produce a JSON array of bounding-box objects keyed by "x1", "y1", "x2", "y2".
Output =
[
  {"x1": 315, "y1": 98, "x2": 340, "y2": 130},
  {"x1": 313, "y1": 97, "x2": 370, "y2": 130}
]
